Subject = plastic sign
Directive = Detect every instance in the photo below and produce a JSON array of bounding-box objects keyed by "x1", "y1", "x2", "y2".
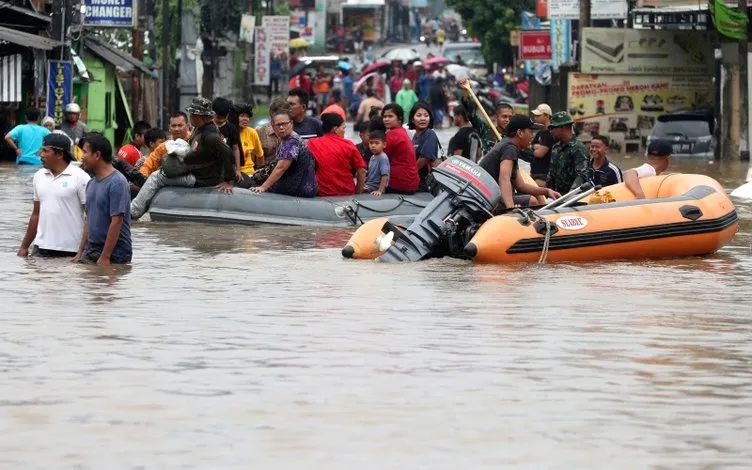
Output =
[{"x1": 556, "y1": 215, "x2": 589, "y2": 230}]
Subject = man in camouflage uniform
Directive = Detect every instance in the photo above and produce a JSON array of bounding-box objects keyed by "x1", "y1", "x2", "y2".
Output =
[{"x1": 546, "y1": 111, "x2": 589, "y2": 194}]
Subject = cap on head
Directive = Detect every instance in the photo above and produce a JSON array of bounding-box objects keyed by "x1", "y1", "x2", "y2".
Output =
[
  {"x1": 531, "y1": 103, "x2": 552, "y2": 116},
  {"x1": 43, "y1": 132, "x2": 73, "y2": 156},
  {"x1": 504, "y1": 115, "x2": 536, "y2": 137},
  {"x1": 549, "y1": 111, "x2": 574, "y2": 128},
  {"x1": 647, "y1": 139, "x2": 672, "y2": 157},
  {"x1": 64, "y1": 103, "x2": 81, "y2": 114},
  {"x1": 185, "y1": 97, "x2": 215, "y2": 116}
]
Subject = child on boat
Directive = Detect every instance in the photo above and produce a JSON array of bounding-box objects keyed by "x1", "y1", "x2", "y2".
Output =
[{"x1": 363, "y1": 130, "x2": 390, "y2": 196}]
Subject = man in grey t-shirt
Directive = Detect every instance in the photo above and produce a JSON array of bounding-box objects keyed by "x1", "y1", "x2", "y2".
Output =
[{"x1": 58, "y1": 103, "x2": 89, "y2": 144}]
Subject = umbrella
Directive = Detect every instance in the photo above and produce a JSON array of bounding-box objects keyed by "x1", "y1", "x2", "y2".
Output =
[
  {"x1": 289, "y1": 60, "x2": 309, "y2": 77},
  {"x1": 337, "y1": 60, "x2": 353, "y2": 71},
  {"x1": 445, "y1": 64, "x2": 471, "y2": 81},
  {"x1": 359, "y1": 60, "x2": 390, "y2": 78},
  {"x1": 381, "y1": 47, "x2": 420, "y2": 63},
  {"x1": 354, "y1": 71, "x2": 379, "y2": 91},
  {"x1": 289, "y1": 38, "x2": 310, "y2": 49},
  {"x1": 424, "y1": 56, "x2": 450, "y2": 68}
]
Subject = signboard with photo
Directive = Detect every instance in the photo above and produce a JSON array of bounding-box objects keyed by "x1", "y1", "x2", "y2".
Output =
[
  {"x1": 580, "y1": 28, "x2": 713, "y2": 75},
  {"x1": 567, "y1": 73, "x2": 713, "y2": 152}
]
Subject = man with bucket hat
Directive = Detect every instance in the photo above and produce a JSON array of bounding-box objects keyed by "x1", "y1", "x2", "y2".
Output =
[
  {"x1": 17, "y1": 133, "x2": 91, "y2": 258},
  {"x1": 130, "y1": 96, "x2": 235, "y2": 219},
  {"x1": 546, "y1": 111, "x2": 589, "y2": 194}
]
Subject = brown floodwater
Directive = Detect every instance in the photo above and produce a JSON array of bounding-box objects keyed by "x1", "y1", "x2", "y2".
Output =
[{"x1": 1, "y1": 138, "x2": 751, "y2": 468}]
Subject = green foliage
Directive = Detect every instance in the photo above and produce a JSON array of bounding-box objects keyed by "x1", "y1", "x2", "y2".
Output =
[{"x1": 446, "y1": 0, "x2": 534, "y2": 65}]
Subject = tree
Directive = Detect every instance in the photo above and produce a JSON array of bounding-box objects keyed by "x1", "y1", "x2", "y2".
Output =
[{"x1": 446, "y1": 0, "x2": 534, "y2": 66}]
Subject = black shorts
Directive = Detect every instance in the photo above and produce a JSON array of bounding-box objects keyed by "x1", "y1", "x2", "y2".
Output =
[{"x1": 32, "y1": 246, "x2": 77, "y2": 257}]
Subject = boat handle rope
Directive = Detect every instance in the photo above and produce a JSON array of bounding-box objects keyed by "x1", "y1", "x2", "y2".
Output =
[
  {"x1": 513, "y1": 208, "x2": 554, "y2": 264},
  {"x1": 340, "y1": 197, "x2": 429, "y2": 226}
]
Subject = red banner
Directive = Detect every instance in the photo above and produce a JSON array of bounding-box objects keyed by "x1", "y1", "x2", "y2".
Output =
[
  {"x1": 519, "y1": 31, "x2": 552, "y2": 60},
  {"x1": 537, "y1": 0, "x2": 548, "y2": 18}
]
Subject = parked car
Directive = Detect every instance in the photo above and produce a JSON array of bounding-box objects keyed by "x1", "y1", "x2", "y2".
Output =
[
  {"x1": 648, "y1": 109, "x2": 717, "y2": 158},
  {"x1": 442, "y1": 42, "x2": 488, "y2": 78}
]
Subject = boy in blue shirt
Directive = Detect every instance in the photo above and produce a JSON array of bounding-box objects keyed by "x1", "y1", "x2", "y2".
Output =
[
  {"x1": 363, "y1": 130, "x2": 390, "y2": 196},
  {"x1": 4, "y1": 107, "x2": 50, "y2": 165}
]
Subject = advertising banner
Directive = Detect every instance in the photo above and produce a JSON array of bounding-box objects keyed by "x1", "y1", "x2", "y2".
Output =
[
  {"x1": 580, "y1": 28, "x2": 713, "y2": 75},
  {"x1": 47, "y1": 61, "x2": 73, "y2": 126},
  {"x1": 549, "y1": 0, "x2": 627, "y2": 19},
  {"x1": 519, "y1": 31, "x2": 552, "y2": 60},
  {"x1": 262, "y1": 15, "x2": 290, "y2": 54},
  {"x1": 550, "y1": 19, "x2": 570, "y2": 71},
  {"x1": 567, "y1": 73, "x2": 713, "y2": 152},
  {"x1": 291, "y1": 10, "x2": 316, "y2": 44},
  {"x1": 254, "y1": 27, "x2": 270, "y2": 86},
  {"x1": 84, "y1": 0, "x2": 134, "y2": 28},
  {"x1": 239, "y1": 15, "x2": 256, "y2": 43}
]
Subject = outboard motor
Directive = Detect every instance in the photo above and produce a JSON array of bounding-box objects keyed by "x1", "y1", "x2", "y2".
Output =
[{"x1": 377, "y1": 156, "x2": 501, "y2": 262}]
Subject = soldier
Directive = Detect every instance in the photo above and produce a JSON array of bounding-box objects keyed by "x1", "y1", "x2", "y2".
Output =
[{"x1": 546, "y1": 111, "x2": 589, "y2": 194}]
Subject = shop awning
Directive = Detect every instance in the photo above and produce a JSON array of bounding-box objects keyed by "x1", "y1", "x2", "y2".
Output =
[
  {"x1": 343, "y1": 0, "x2": 385, "y2": 8},
  {"x1": 84, "y1": 36, "x2": 152, "y2": 74},
  {"x1": 0, "y1": 26, "x2": 62, "y2": 50},
  {"x1": 0, "y1": 54, "x2": 22, "y2": 102}
]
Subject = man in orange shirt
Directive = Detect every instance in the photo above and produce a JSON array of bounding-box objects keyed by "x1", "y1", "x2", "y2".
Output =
[{"x1": 139, "y1": 112, "x2": 192, "y2": 177}]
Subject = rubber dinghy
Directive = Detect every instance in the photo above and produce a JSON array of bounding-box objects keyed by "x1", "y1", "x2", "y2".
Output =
[
  {"x1": 147, "y1": 187, "x2": 433, "y2": 226},
  {"x1": 342, "y1": 156, "x2": 739, "y2": 263}
]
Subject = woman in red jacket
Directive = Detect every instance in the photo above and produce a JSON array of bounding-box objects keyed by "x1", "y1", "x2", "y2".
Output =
[{"x1": 381, "y1": 103, "x2": 419, "y2": 194}]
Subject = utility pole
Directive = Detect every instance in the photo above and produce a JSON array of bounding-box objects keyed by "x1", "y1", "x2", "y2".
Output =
[
  {"x1": 578, "y1": 0, "x2": 591, "y2": 66},
  {"x1": 173, "y1": 0, "x2": 182, "y2": 115},
  {"x1": 244, "y1": 0, "x2": 254, "y2": 102},
  {"x1": 132, "y1": 0, "x2": 146, "y2": 122},
  {"x1": 161, "y1": 0, "x2": 171, "y2": 127},
  {"x1": 147, "y1": 0, "x2": 157, "y2": 65}
]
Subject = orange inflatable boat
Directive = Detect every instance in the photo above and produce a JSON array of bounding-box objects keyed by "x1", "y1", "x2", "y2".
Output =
[{"x1": 342, "y1": 173, "x2": 738, "y2": 263}]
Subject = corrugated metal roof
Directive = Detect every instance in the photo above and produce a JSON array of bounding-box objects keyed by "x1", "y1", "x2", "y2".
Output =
[
  {"x1": 84, "y1": 36, "x2": 152, "y2": 75},
  {"x1": 0, "y1": 26, "x2": 61, "y2": 50}
]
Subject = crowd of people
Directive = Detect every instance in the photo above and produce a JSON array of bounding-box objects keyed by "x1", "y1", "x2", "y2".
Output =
[{"x1": 9, "y1": 76, "x2": 673, "y2": 265}]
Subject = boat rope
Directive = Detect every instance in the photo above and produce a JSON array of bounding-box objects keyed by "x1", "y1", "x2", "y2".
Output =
[
  {"x1": 538, "y1": 219, "x2": 552, "y2": 264},
  {"x1": 340, "y1": 197, "x2": 429, "y2": 226}
]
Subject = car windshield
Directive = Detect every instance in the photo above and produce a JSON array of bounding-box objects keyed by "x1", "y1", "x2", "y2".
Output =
[{"x1": 652, "y1": 119, "x2": 711, "y2": 138}]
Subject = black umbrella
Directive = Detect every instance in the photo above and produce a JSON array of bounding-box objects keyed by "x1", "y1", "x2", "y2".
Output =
[{"x1": 290, "y1": 60, "x2": 309, "y2": 77}]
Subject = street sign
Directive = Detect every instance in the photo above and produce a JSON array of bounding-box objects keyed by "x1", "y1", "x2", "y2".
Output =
[
  {"x1": 83, "y1": 0, "x2": 135, "y2": 28},
  {"x1": 519, "y1": 31, "x2": 552, "y2": 61},
  {"x1": 47, "y1": 61, "x2": 73, "y2": 126}
]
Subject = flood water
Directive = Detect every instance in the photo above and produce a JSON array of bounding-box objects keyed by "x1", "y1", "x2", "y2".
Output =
[{"x1": 1, "y1": 136, "x2": 751, "y2": 468}]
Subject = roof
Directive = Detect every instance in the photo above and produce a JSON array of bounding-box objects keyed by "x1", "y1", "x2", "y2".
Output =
[
  {"x1": 0, "y1": 25, "x2": 62, "y2": 50},
  {"x1": 2, "y1": 4, "x2": 51, "y2": 23},
  {"x1": 84, "y1": 36, "x2": 152, "y2": 74}
]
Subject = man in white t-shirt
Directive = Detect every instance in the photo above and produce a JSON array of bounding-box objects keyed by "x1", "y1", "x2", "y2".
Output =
[
  {"x1": 17, "y1": 133, "x2": 91, "y2": 258},
  {"x1": 624, "y1": 139, "x2": 672, "y2": 199}
]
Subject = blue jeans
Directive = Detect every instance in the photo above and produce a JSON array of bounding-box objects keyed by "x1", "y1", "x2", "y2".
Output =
[{"x1": 130, "y1": 170, "x2": 196, "y2": 219}]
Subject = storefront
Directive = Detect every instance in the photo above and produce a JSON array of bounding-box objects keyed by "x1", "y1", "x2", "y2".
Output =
[{"x1": 342, "y1": 0, "x2": 385, "y2": 43}]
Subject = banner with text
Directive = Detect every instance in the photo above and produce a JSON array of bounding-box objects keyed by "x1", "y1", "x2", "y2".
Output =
[
  {"x1": 550, "y1": 19, "x2": 570, "y2": 71},
  {"x1": 84, "y1": 0, "x2": 134, "y2": 27},
  {"x1": 581, "y1": 28, "x2": 713, "y2": 75},
  {"x1": 548, "y1": 0, "x2": 627, "y2": 19},
  {"x1": 567, "y1": 73, "x2": 713, "y2": 152},
  {"x1": 519, "y1": 31, "x2": 552, "y2": 60},
  {"x1": 254, "y1": 27, "x2": 270, "y2": 86},
  {"x1": 262, "y1": 15, "x2": 291, "y2": 56},
  {"x1": 47, "y1": 61, "x2": 73, "y2": 126}
]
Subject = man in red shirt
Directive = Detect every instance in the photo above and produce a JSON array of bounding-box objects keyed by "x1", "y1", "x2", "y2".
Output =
[
  {"x1": 307, "y1": 113, "x2": 366, "y2": 196},
  {"x1": 116, "y1": 120, "x2": 150, "y2": 166}
]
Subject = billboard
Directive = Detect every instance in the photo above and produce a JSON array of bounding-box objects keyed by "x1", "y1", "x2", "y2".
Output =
[
  {"x1": 519, "y1": 31, "x2": 552, "y2": 60},
  {"x1": 567, "y1": 73, "x2": 713, "y2": 152},
  {"x1": 84, "y1": 0, "x2": 134, "y2": 28},
  {"x1": 549, "y1": 0, "x2": 627, "y2": 19},
  {"x1": 580, "y1": 28, "x2": 714, "y2": 75}
]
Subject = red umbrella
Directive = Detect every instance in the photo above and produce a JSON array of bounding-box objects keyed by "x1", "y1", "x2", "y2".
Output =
[
  {"x1": 359, "y1": 60, "x2": 390, "y2": 78},
  {"x1": 424, "y1": 56, "x2": 449, "y2": 68}
]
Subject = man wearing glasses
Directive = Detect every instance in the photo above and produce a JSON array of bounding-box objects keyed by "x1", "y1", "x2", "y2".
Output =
[
  {"x1": 587, "y1": 135, "x2": 623, "y2": 188},
  {"x1": 287, "y1": 87, "x2": 324, "y2": 140}
]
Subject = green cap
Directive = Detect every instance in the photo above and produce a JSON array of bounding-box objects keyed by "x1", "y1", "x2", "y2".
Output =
[
  {"x1": 185, "y1": 96, "x2": 215, "y2": 116},
  {"x1": 549, "y1": 111, "x2": 574, "y2": 128}
]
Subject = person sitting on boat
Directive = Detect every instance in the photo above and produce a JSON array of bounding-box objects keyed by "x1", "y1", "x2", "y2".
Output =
[
  {"x1": 624, "y1": 139, "x2": 672, "y2": 199},
  {"x1": 546, "y1": 111, "x2": 590, "y2": 195},
  {"x1": 363, "y1": 130, "x2": 390, "y2": 196},
  {"x1": 587, "y1": 135, "x2": 623, "y2": 187},
  {"x1": 381, "y1": 103, "x2": 420, "y2": 194},
  {"x1": 139, "y1": 112, "x2": 192, "y2": 177},
  {"x1": 307, "y1": 113, "x2": 366, "y2": 197},
  {"x1": 287, "y1": 87, "x2": 324, "y2": 140},
  {"x1": 250, "y1": 107, "x2": 317, "y2": 198},
  {"x1": 479, "y1": 115, "x2": 560, "y2": 209},
  {"x1": 409, "y1": 102, "x2": 441, "y2": 192},
  {"x1": 235, "y1": 103, "x2": 264, "y2": 190},
  {"x1": 130, "y1": 97, "x2": 235, "y2": 220},
  {"x1": 256, "y1": 98, "x2": 287, "y2": 166}
]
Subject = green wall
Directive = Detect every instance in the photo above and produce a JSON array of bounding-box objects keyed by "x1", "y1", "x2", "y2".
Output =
[{"x1": 77, "y1": 58, "x2": 118, "y2": 146}]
